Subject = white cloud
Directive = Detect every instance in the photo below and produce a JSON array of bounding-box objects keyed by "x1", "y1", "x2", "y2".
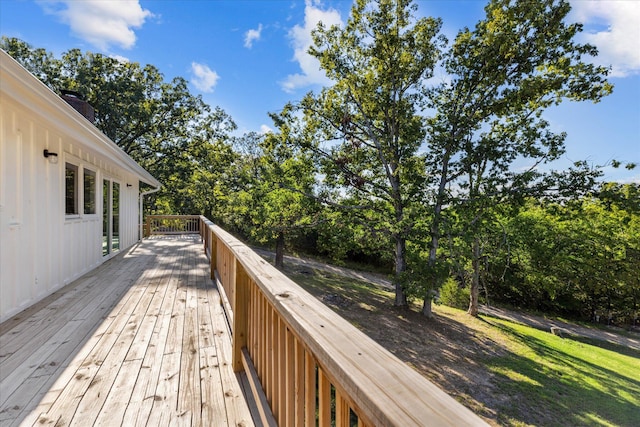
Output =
[
  {"x1": 190, "y1": 62, "x2": 220, "y2": 93},
  {"x1": 570, "y1": 0, "x2": 640, "y2": 77},
  {"x1": 40, "y1": 0, "x2": 152, "y2": 51},
  {"x1": 260, "y1": 124, "x2": 273, "y2": 134},
  {"x1": 281, "y1": 0, "x2": 343, "y2": 93},
  {"x1": 244, "y1": 24, "x2": 263, "y2": 48},
  {"x1": 109, "y1": 54, "x2": 130, "y2": 63}
]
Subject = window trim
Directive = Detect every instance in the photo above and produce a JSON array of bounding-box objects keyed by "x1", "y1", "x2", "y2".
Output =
[{"x1": 64, "y1": 155, "x2": 100, "y2": 220}]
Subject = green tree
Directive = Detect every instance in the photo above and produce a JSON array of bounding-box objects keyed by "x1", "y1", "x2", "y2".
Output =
[
  {"x1": 422, "y1": 0, "x2": 612, "y2": 316},
  {"x1": 593, "y1": 183, "x2": 640, "y2": 324},
  {"x1": 298, "y1": 0, "x2": 444, "y2": 306},
  {"x1": 166, "y1": 108, "x2": 237, "y2": 218},
  {"x1": 499, "y1": 189, "x2": 639, "y2": 323},
  {"x1": 227, "y1": 114, "x2": 322, "y2": 269},
  {"x1": 1, "y1": 36, "x2": 60, "y2": 86},
  {"x1": 505, "y1": 201, "x2": 573, "y2": 312}
]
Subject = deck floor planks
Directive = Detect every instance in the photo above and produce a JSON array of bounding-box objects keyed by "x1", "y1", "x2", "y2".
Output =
[
  {"x1": 2, "y1": 249, "x2": 158, "y2": 426},
  {"x1": 196, "y1": 268, "x2": 229, "y2": 426},
  {"x1": 0, "y1": 243, "x2": 147, "y2": 339},
  {"x1": 0, "y1": 252, "x2": 150, "y2": 422},
  {"x1": 120, "y1": 250, "x2": 182, "y2": 427},
  {"x1": 0, "y1": 254, "x2": 143, "y2": 385},
  {"x1": 34, "y1": 258, "x2": 161, "y2": 426},
  {"x1": 0, "y1": 236, "x2": 255, "y2": 427},
  {"x1": 69, "y1": 253, "x2": 166, "y2": 426},
  {"x1": 177, "y1": 269, "x2": 202, "y2": 425},
  {"x1": 146, "y1": 243, "x2": 189, "y2": 427},
  {"x1": 34, "y1": 258, "x2": 148, "y2": 412},
  {"x1": 93, "y1": 256, "x2": 175, "y2": 426},
  {"x1": 207, "y1": 277, "x2": 255, "y2": 426}
]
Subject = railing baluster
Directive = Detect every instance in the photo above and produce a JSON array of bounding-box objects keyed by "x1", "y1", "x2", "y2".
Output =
[
  {"x1": 144, "y1": 215, "x2": 201, "y2": 236},
  {"x1": 266, "y1": 303, "x2": 274, "y2": 407},
  {"x1": 270, "y1": 308, "x2": 279, "y2": 421},
  {"x1": 304, "y1": 352, "x2": 316, "y2": 427},
  {"x1": 294, "y1": 338, "x2": 305, "y2": 427},
  {"x1": 336, "y1": 391, "x2": 350, "y2": 427},
  {"x1": 232, "y1": 259, "x2": 249, "y2": 373},
  {"x1": 318, "y1": 368, "x2": 331, "y2": 427},
  {"x1": 278, "y1": 318, "x2": 287, "y2": 425},
  {"x1": 285, "y1": 329, "x2": 295, "y2": 427}
]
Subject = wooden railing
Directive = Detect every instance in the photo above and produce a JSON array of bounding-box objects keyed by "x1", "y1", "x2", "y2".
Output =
[
  {"x1": 151, "y1": 215, "x2": 487, "y2": 426},
  {"x1": 144, "y1": 215, "x2": 200, "y2": 236}
]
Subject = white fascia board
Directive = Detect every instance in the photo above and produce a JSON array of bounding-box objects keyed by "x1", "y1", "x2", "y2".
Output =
[{"x1": 0, "y1": 49, "x2": 161, "y2": 188}]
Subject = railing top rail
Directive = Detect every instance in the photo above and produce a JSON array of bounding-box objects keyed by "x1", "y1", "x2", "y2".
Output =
[
  {"x1": 147, "y1": 214, "x2": 201, "y2": 219},
  {"x1": 199, "y1": 216, "x2": 486, "y2": 427}
]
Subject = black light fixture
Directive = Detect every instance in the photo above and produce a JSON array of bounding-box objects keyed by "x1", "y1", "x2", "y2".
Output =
[
  {"x1": 126, "y1": 183, "x2": 133, "y2": 188},
  {"x1": 43, "y1": 149, "x2": 59, "y2": 164}
]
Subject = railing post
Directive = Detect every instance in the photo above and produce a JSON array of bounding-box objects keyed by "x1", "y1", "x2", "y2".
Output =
[
  {"x1": 210, "y1": 232, "x2": 217, "y2": 281},
  {"x1": 233, "y1": 259, "x2": 249, "y2": 372}
]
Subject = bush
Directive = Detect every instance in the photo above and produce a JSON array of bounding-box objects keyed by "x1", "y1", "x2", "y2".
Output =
[{"x1": 438, "y1": 277, "x2": 470, "y2": 310}]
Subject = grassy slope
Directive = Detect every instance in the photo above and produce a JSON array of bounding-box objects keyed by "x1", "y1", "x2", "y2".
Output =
[
  {"x1": 483, "y1": 317, "x2": 639, "y2": 426},
  {"x1": 284, "y1": 267, "x2": 640, "y2": 427}
]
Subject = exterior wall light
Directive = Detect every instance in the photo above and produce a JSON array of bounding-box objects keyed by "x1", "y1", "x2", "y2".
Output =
[
  {"x1": 126, "y1": 183, "x2": 133, "y2": 188},
  {"x1": 43, "y1": 149, "x2": 59, "y2": 164}
]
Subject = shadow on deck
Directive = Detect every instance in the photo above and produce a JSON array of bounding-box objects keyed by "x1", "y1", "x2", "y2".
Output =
[{"x1": 0, "y1": 235, "x2": 255, "y2": 426}]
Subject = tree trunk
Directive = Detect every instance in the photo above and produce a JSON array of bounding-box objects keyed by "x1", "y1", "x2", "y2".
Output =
[
  {"x1": 468, "y1": 238, "x2": 480, "y2": 317},
  {"x1": 422, "y1": 149, "x2": 450, "y2": 317},
  {"x1": 421, "y1": 232, "x2": 438, "y2": 318},
  {"x1": 422, "y1": 298, "x2": 433, "y2": 317},
  {"x1": 275, "y1": 231, "x2": 285, "y2": 270},
  {"x1": 394, "y1": 236, "x2": 408, "y2": 307}
]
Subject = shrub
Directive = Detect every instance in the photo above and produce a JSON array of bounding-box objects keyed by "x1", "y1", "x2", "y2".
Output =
[{"x1": 438, "y1": 277, "x2": 470, "y2": 309}]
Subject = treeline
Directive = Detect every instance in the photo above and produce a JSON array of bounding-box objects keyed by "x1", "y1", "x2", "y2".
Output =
[
  {"x1": 437, "y1": 184, "x2": 640, "y2": 325},
  {"x1": 3, "y1": 0, "x2": 637, "y2": 325}
]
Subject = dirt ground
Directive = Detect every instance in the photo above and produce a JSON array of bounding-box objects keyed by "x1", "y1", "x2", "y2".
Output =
[{"x1": 257, "y1": 249, "x2": 639, "y2": 426}]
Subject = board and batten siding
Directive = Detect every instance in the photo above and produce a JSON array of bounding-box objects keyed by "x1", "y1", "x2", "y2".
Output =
[{"x1": 0, "y1": 50, "x2": 159, "y2": 323}]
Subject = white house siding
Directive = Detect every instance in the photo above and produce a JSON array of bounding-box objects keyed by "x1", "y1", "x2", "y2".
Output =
[
  {"x1": 0, "y1": 51, "x2": 159, "y2": 323},
  {"x1": 1, "y1": 105, "x2": 59, "y2": 320}
]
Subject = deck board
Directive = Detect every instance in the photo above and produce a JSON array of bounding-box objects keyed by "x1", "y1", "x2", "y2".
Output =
[{"x1": 0, "y1": 236, "x2": 255, "y2": 427}]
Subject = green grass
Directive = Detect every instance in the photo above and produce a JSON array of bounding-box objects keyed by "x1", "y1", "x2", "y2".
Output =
[{"x1": 481, "y1": 317, "x2": 640, "y2": 426}]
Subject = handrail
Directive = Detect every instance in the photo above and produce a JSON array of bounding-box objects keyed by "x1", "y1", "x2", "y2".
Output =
[{"x1": 196, "y1": 215, "x2": 487, "y2": 427}]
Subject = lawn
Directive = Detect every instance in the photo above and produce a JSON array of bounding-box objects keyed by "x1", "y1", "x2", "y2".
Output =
[
  {"x1": 283, "y1": 264, "x2": 640, "y2": 426},
  {"x1": 483, "y1": 318, "x2": 640, "y2": 426}
]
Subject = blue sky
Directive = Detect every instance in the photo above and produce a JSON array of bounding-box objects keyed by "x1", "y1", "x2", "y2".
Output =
[{"x1": 1, "y1": 0, "x2": 638, "y2": 182}]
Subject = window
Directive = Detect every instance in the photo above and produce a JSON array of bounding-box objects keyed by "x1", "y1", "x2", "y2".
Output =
[
  {"x1": 103, "y1": 179, "x2": 121, "y2": 256},
  {"x1": 112, "y1": 182, "x2": 120, "y2": 251},
  {"x1": 84, "y1": 169, "x2": 96, "y2": 214},
  {"x1": 65, "y1": 162, "x2": 78, "y2": 215}
]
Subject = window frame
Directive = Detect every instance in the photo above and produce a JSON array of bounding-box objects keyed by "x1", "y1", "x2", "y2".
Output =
[
  {"x1": 83, "y1": 167, "x2": 97, "y2": 215},
  {"x1": 102, "y1": 176, "x2": 122, "y2": 257},
  {"x1": 65, "y1": 161, "x2": 79, "y2": 217}
]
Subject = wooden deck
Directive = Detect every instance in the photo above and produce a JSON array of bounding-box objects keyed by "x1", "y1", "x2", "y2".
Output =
[{"x1": 0, "y1": 235, "x2": 255, "y2": 427}]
